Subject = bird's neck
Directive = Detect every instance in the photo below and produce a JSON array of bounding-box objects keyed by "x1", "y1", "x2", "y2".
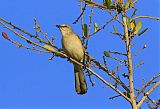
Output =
[{"x1": 62, "y1": 30, "x2": 74, "y2": 37}]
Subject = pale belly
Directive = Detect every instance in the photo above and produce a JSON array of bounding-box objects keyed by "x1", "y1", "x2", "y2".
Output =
[{"x1": 62, "y1": 36, "x2": 84, "y2": 61}]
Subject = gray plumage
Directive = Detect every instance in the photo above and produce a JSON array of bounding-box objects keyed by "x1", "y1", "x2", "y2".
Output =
[{"x1": 56, "y1": 24, "x2": 87, "y2": 94}]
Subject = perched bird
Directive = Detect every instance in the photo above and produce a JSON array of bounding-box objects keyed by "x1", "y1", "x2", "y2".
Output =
[{"x1": 56, "y1": 24, "x2": 87, "y2": 94}]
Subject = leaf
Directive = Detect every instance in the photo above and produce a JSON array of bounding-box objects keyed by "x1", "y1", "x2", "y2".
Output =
[
  {"x1": 125, "y1": 1, "x2": 130, "y2": 9},
  {"x1": 138, "y1": 28, "x2": 148, "y2": 36},
  {"x1": 105, "y1": 0, "x2": 112, "y2": 8},
  {"x1": 130, "y1": 0, "x2": 134, "y2": 7},
  {"x1": 94, "y1": 23, "x2": 99, "y2": 32},
  {"x1": 134, "y1": 21, "x2": 142, "y2": 35},
  {"x1": 17, "y1": 44, "x2": 22, "y2": 48},
  {"x1": 125, "y1": 0, "x2": 133, "y2": 9},
  {"x1": 44, "y1": 44, "x2": 55, "y2": 52},
  {"x1": 48, "y1": 58, "x2": 53, "y2": 60},
  {"x1": 130, "y1": 20, "x2": 136, "y2": 31},
  {"x1": 126, "y1": 18, "x2": 131, "y2": 27},
  {"x1": 2, "y1": 32, "x2": 9, "y2": 40},
  {"x1": 83, "y1": 24, "x2": 88, "y2": 37},
  {"x1": 26, "y1": 40, "x2": 32, "y2": 44},
  {"x1": 127, "y1": 19, "x2": 135, "y2": 31},
  {"x1": 104, "y1": 51, "x2": 110, "y2": 57}
]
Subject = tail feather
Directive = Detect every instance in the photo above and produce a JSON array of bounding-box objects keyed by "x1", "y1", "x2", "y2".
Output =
[{"x1": 74, "y1": 64, "x2": 87, "y2": 94}]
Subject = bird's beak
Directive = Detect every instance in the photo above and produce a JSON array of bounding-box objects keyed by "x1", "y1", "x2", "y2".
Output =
[{"x1": 56, "y1": 25, "x2": 61, "y2": 28}]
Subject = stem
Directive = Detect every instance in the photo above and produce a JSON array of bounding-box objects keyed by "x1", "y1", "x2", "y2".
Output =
[
  {"x1": 137, "y1": 81, "x2": 160, "y2": 108},
  {"x1": 122, "y1": 13, "x2": 138, "y2": 109}
]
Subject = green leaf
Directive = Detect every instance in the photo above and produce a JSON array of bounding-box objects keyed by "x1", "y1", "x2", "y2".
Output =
[
  {"x1": 130, "y1": 20, "x2": 136, "y2": 31},
  {"x1": 127, "y1": 19, "x2": 136, "y2": 31},
  {"x1": 125, "y1": 0, "x2": 134, "y2": 9},
  {"x1": 127, "y1": 18, "x2": 131, "y2": 27},
  {"x1": 17, "y1": 44, "x2": 22, "y2": 48},
  {"x1": 105, "y1": 0, "x2": 112, "y2": 8},
  {"x1": 134, "y1": 21, "x2": 142, "y2": 35},
  {"x1": 104, "y1": 51, "x2": 110, "y2": 57},
  {"x1": 26, "y1": 40, "x2": 32, "y2": 44},
  {"x1": 94, "y1": 23, "x2": 99, "y2": 32},
  {"x1": 138, "y1": 28, "x2": 148, "y2": 36},
  {"x1": 125, "y1": 1, "x2": 130, "y2": 9},
  {"x1": 82, "y1": 24, "x2": 88, "y2": 37}
]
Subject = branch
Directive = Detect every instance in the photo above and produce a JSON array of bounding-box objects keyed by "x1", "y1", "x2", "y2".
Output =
[
  {"x1": 122, "y1": 12, "x2": 137, "y2": 108},
  {"x1": 84, "y1": 0, "x2": 116, "y2": 10},
  {"x1": 132, "y1": 16, "x2": 160, "y2": 21},
  {"x1": 108, "y1": 11, "x2": 124, "y2": 25},
  {"x1": 137, "y1": 81, "x2": 160, "y2": 108},
  {"x1": 136, "y1": 73, "x2": 160, "y2": 99},
  {"x1": 0, "y1": 18, "x2": 131, "y2": 102},
  {"x1": 88, "y1": 55, "x2": 130, "y2": 93},
  {"x1": 132, "y1": 44, "x2": 147, "y2": 58},
  {"x1": 72, "y1": 3, "x2": 87, "y2": 24},
  {"x1": 0, "y1": 18, "x2": 59, "y2": 50},
  {"x1": 0, "y1": 20, "x2": 45, "y2": 49},
  {"x1": 89, "y1": 17, "x2": 114, "y2": 37}
]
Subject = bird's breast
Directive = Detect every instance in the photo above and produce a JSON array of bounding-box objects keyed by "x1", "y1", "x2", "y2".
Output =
[{"x1": 62, "y1": 35, "x2": 84, "y2": 61}]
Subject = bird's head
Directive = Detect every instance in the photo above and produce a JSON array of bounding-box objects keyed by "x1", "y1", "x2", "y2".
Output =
[{"x1": 56, "y1": 24, "x2": 73, "y2": 36}]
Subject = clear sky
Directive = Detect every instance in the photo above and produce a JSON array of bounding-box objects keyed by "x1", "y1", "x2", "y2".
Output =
[{"x1": 0, "y1": 0, "x2": 159, "y2": 109}]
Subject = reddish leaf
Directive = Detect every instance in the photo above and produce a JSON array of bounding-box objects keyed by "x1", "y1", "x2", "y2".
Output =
[{"x1": 2, "y1": 32, "x2": 9, "y2": 40}]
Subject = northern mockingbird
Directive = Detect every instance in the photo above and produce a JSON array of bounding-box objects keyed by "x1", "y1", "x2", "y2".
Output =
[{"x1": 56, "y1": 24, "x2": 87, "y2": 94}]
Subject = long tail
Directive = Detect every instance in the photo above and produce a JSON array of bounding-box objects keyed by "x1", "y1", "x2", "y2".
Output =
[{"x1": 74, "y1": 64, "x2": 87, "y2": 94}]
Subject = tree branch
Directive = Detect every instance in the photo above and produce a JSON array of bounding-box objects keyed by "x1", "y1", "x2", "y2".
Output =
[
  {"x1": 122, "y1": 12, "x2": 138, "y2": 109},
  {"x1": 135, "y1": 73, "x2": 160, "y2": 99},
  {"x1": 132, "y1": 16, "x2": 160, "y2": 21},
  {"x1": 137, "y1": 81, "x2": 160, "y2": 108},
  {"x1": 0, "y1": 17, "x2": 131, "y2": 103}
]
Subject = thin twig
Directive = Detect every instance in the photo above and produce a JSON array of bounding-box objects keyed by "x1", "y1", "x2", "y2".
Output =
[
  {"x1": 137, "y1": 81, "x2": 160, "y2": 108},
  {"x1": 132, "y1": 44, "x2": 147, "y2": 58},
  {"x1": 90, "y1": 18, "x2": 114, "y2": 37},
  {"x1": 108, "y1": 10, "x2": 124, "y2": 25},
  {"x1": 136, "y1": 73, "x2": 160, "y2": 99},
  {"x1": 133, "y1": 61, "x2": 144, "y2": 70},
  {"x1": 34, "y1": 18, "x2": 54, "y2": 46},
  {"x1": 132, "y1": 16, "x2": 160, "y2": 21},
  {"x1": 109, "y1": 50, "x2": 127, "y2": 56},
  {"x1": 110, "y1": 56, "x2": 127, "y2": 65},
  {"x1": 73, "y1": 4, "x2": 87, "y2": 24}
]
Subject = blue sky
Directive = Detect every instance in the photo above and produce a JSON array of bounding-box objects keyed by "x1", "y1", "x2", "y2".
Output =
[{"x1": 0, "y1": 0, "x2": 159, "y2": 109}]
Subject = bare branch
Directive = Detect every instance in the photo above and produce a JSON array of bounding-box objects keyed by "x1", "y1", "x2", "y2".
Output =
[
  {"x1": 136, "y1": 73, "x2": 160, "y2": 99},
  {"x1": 109, "y1": 50, "x2": 127, "y2": 56},
  {"x1": 89, "y1": 17, "x2": 114, "y2": 37},
  {"x1": 132, "y1": 44, "x2": 147, "y2": 58},
  {"x1": 137, "y1": 81, "x2": 160, "y2": 108},
  {"x1": 132, "y1": 16, "x2": 160, "y2": 21},
  {"x1": 73, "y1": 3, "x2": 87, "y2": 24},
  {"x1": 133, "y1": 61, "x2": 144, "y2": 70}
]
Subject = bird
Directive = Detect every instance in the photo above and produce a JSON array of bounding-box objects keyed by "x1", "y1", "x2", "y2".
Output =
[{"x1": 56, "y1": 24, "x2": 87, "y2": 94}]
